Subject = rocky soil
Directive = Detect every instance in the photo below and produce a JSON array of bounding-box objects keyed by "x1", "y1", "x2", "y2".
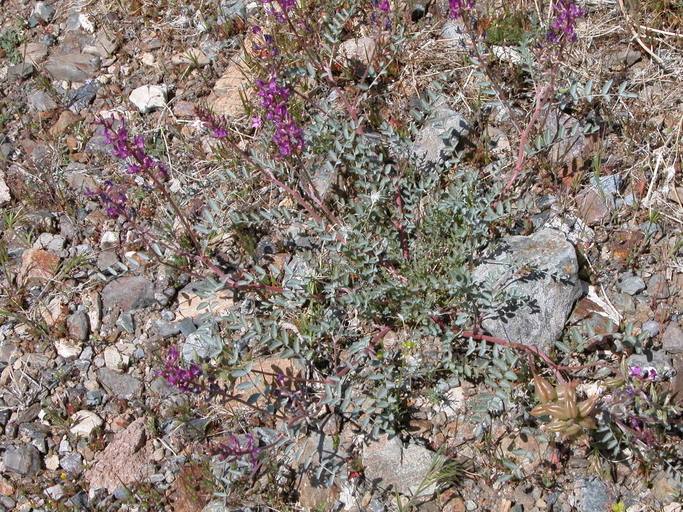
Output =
[{"x1": 1, "y1": 0, "x2": 683, "y2": 511}]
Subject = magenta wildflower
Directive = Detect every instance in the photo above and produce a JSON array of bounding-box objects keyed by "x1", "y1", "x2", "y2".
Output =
[
  {"x1": 85, "y1": 180, "x2": 129, "y2": 218},
  {"x1": 194, "y1": 105, "x2": 230, "y2": 139},
  {"x1": 547, "y1": 0, "x2": 585, "y2": 43},
  {"x1": 156, "y1": 347, "x2": 203, "y2": 393},
  {"x1": 259, "y1": 0, "x2": 295, "y2": 22},
  {"x1": 628, "y1": 366, "x2": 658, "y2": 382},
  {"x1": 214, "y1": 433, "x2": 262, "y2": 471},
  {"x1": 449, "y1": 0, "x2": 475, "y2": 19},
  {"x1": 253, "y1": 73, "x2": 305, "y2": 157},
  {"x1": 95, "y1": 116, "x2": 167, "y2": 178}
]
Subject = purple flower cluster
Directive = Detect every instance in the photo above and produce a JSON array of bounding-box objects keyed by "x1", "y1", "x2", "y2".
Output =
[
  {"x1": 156, "y1": 347, "x2": 203, "y2": 393},
  {"x1": 95, "y1": 116, "x2": 167, "y2": 178},
  {"x1": 547, "y1": 0, "x2": 585, "y2": 43},
  {"x1": 85, "y1": 180, "x2": 129, "y2": 218},
  {"x1": 371, "y1": 0, "x2": 391, "y2": 29},
  {"x1": 628, "y1": 365, "x2": 658, "y2": 382},
  {"x1": 195, "y1": 105, "x2": 229, "y2": 139},
  {"x1": 253, "y1": 73, "x2": 305, "y2": 157},
  {"x1": 449, "y1": 0, "x2": 475, "y2": 19},
  {"x1": 214, "y1": 433, "x2": 262, "y2": 471},
  {"x1": 259, "y1": 0, "x2": 295, "y2": 23}
]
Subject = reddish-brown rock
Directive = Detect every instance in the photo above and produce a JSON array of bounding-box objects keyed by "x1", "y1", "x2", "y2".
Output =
[
  {"x1": 85, "y1": 418, "x2": 154, "y2": 492},
  {"x1": 18, "y1": 249, "x2": 59, "y2": 286}
]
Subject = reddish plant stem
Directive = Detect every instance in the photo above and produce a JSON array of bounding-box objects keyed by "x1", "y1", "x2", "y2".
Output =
[{"x1": 497, "y1": 83, "x2": 553, "y2": 204}]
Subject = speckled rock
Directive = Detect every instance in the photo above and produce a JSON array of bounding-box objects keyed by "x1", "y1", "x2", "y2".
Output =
[{"x1": 472, "y1": 228, "x2": 583, "y2": 352}]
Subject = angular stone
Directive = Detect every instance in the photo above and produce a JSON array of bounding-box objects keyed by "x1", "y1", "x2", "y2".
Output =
[
  {"x1": 55, "y1": 339, "x2": 82, "y2": 359},
  {"x1": 362, "y1": 435, "x2": 442, "y2": 497},
  {"x1": 98, "y1": 368, "x2": 143, "y2": 399},
  {"x1": 27, "y1": 91, "x2": 57, "y2": 112},
  {"x1": 570, "y1": 477, "x2": 614, "y2": 512},
  {"x1": 18, "y1": 249, "x2": 59, "y2": 286},
  {"x1": 472, "y1": 228, "x2": 582, "y2": 352},
  {"x1": 83, "y1": 30, "x2": 120, "y2": 58},
  {"x1": 102, "y1": 276, "x2": 156, "y2": 311},
  {"x1": 617, "y1": 274, "x2": 646, "y2": 296},
  {"x1": 0, "y1": 172, "x2": 10, "y2": 205},
  {"x1": 8, "y1": 63, "x2": 34, "y2": 80},
  {"x1": 70, "y1": 410, "x2": 103, "y2": 436},
  {"x1": 4, "y1": 445, "x2": 42, "y2": 476},
  {"x1": 129, "y1": 85, "x2": 169, "y2": 114},
  {"x1": 60, "y1": 452, "x2": 83, "y2": 474},
  {"x1": 45, "y1": 54, "x2": 100, "y2": 82},
  {"x1": 22, "y1": 42, "x2": 49, "y2": 65},
  {"x1": 646, "y1": 274, "x2": 670, "y2": 299},
  {"x1": 85, "y1": 418, "x2": 154, "y2": 492},
  {"x1": 663, "y1": 322, "x2": 683, "y2": 355},
  {"x1": 209, "y1": 58, "x2": 249, "y2": 117},
  {"x1": 577, "y1": 188, "x2": 612, "y2": 226},
  {"x1": 339, "y1": 37, "x2": 377, "y2": 70},
  {"x1": 67, "y1": 311, "x2": 90, "y2": 342},
  {"x1": 33, "y1": 2, "x2": 55, "y2": 23},
  {"x1": 413, "y1": 104, "x2": 470, "y2": 170}
]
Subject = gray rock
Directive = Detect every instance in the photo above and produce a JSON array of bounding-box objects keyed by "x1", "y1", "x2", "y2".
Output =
[
  {"x1": 113, "y1": 487, "x2": 131, "y2": 500},
  {"x1": 440, "y1": 18, "x2": 468, "y2": 48},
  {"x1": 179, "y1": 318, "x2": 197, "y2": 336},
  {"x1": 98, "y1": 368, "x2": 143, "y2": 399},
  {"x1": 182, "y1": 330, "x2": 222, "y2": 361},
  {"x1": 60, "y1": 452, "x2": 84, "y2": 474},
  {"x1": 571, "y1": 477, "x2": 613, "y2": 511},
  {"x1": 154, "y1": 320, "x2": 181, "y2": 338},
  {"x1": 642, "y1": 321, "x2": 660, "y2": 338},
  {"x1": 413, "y1": 106, "x2": 470, "y2": 170},
  {"x1": 22, "y1": 42, "x2": 48, "y2": 65},
  {"x1": 646, "y1": 274, "x2": 670, "y2": 299},
  {"x1": 66, "y1": 80, "x2": 100, "y2": 113},
  {"x1": 218, "y1": 0, "x2": 247, "y2": 22},
  {"x1": 32, "y1": 2, "x2": 55, "y2": 23},
  {"x1": 662, "y1": 322, "x2": 683, "y2": 354},
  {"x1": 27, "y1": 90, "x2": 58, "y2": 112},
  {"x1": 102, "y1": 276, "x2": 156, "y2": 311},
  {"x1": 4, "y1": 445, "x2": 42, "y2": 476},
  {"x1": 638, "y1": 221, "x2": 659, "y2": 237},
  {"x1": 627, "y1": 351, "x2": 675, "y2": 381},
  {"x1": 116, "y1": 312, "x2": 135, "y2": 334},
  {"x1": 617, "y1": 274, "x2": 646, "y2": 296},
  {"x1": 8, "y1": 63, "x2": 34, "y2": 80},
  {"x1": 45, "y1": 54, "x2": 100, "y2": 82},
  {"x1": 589, "y1": 174, "x2": 623, "y2": 195},
  {"x1": 45, "y1": 484, "x2": 66, "y2": 501},
  {"x1": 83, "y1": 30, "x2": 120, "y2": 58},
  {"x1": 67, "y1": 311, "x2": 90, "y2": 342},
  {"x1": 472, "y1": 228, "x2": 582, "y2": 352},
  {"x1": 362, "y1": 435, "x2": 442, "y2": 496},
  {"x1": 97, "y1": 250, "x2": 121, "y2": 271},
  {"x1": 85, "y1": 389, "x2": 104, "y2": 406},
  {"x1": 34, "y1": 232, "x2": 67, "y2": 254}
]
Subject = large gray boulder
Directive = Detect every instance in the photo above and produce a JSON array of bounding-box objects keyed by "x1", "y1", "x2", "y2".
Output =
[{"x1": 472, "y1": 228, "x2": 582, "y2": 353}]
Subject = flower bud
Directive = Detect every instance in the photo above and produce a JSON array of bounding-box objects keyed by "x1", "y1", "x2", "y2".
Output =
[
  {"x1": 531, "y1": 403, "x2": 573, "y2": 420},
  {"x1": 578, "y1": 395, "x2": 599, "y2": 417},
  {"x1": 578, "y1": 417, "x2": 598, "y2": 430},
  {"x1": 534, "y1": 375, "x2": 557, "y2": 404},
  {"x1": 563, "y1": 390, "x2": 578, "y2": 418}
]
